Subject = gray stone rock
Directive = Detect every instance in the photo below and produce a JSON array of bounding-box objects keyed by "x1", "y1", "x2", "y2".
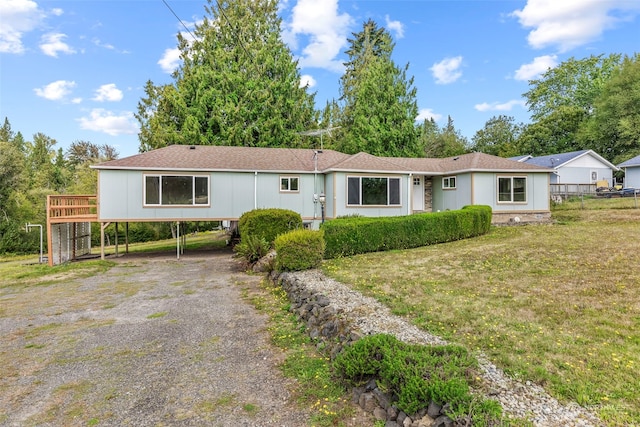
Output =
[
  {"x1": 373, "y1": 387, "x2": 391, "y2": 410},
  {"x1": 373, "y1": 406, "x2": 387, "y2": 421},
  {"x1": 433, "y1": 415, "x2": 454, "y2": 427},
  {"x1": 396, "y1": 411, "x2": 407, "y2": 425},
  {"x1": 252, "y1": 250, "x2": 276, "y2": 272},
  {"x1": 359, "y1": 392, "x2": 378, "y2": 413},
  {"x1": 427, "y1": 401, "x2": 442, "y2": 418},
  {"x1": 387, "y1": 405, "x2": 399, "y2": 421}
]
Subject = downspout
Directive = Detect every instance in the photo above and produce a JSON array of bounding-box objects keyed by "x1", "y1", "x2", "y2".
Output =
[
  {"x1": 254, "y1": 171, "x2": 258, "y2": 209},
  {"x1": 408, "y1": 174, "x2": 412, "y2": 215}
]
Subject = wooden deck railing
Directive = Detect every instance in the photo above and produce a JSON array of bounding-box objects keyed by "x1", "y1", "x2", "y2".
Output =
[{"x1": 47, "y1": 195, "x2": 98, "y2": 223}]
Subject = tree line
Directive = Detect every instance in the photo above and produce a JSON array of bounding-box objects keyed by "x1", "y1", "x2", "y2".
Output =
[
  {"x1": 138, "y1": 0, "x2": 639, "y2": 165},
  {"x1": 2, "y1": 0, "x2": 639, "y2": 254}
]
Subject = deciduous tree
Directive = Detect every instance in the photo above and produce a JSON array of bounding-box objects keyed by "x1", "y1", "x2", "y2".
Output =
[
  {"x1": 471, "y1": 115, "x2": 522, "y2": 157},
  {"x1": 579, "y1": 54, "x2": 640, "y2": 163}
]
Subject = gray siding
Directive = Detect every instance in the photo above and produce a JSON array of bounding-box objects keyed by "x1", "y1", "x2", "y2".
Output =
[
  {"x1": 97, "y1": 169, "x2": 322, "y2": 224},
  {"x1": 330, "y1": 172, "x2": 410, "y2": 218},
  {"x1": 471, "y1": 172, "x2": 549, "y2": 212},
  {"x1": 624, "y1": 167, "x2": 640, "y2": 188},
  {"x1": 431, "y1": 174, "x2": 473, "y2": 212},
  {"x1": 557, "y1": 166, "x2": 613, "y2": 185}
]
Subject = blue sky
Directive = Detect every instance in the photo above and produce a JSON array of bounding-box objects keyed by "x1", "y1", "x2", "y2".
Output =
[{"x1": 1, "y1": 0, "x2": 639, "y2": 158}]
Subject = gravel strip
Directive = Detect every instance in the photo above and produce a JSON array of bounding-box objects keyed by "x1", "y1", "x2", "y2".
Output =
[{"x1": 289, "y1": 269, "x2": 605, "y2": 427}]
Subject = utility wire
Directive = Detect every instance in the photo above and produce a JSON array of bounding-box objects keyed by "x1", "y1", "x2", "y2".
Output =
[
  {"x1": 162, "y1": 0, "x2": 197, "y2": 41},
  {"x1": 213, "y1": 0, "x2": 253, "y2": 61}
]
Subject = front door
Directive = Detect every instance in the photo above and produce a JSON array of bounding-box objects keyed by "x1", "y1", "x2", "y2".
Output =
[{"x1": 412, "y1": 176, "x2": 424, "y2": 212}]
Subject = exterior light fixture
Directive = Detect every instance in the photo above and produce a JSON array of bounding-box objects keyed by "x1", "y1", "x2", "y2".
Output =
[{"x1": 318, "y1": 192, "x2": 326, "y2": 223}]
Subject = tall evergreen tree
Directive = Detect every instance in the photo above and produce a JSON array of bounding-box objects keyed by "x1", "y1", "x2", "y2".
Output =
[
  {"x1": 136, "y1": 0, "x2": 316, "y2": 151},
  {"x1": 336, "y1": 20, "x2": 421, "y2": 157},
  {"x1": 421, "y1": 116, "x2": 468, "y2": 158}
]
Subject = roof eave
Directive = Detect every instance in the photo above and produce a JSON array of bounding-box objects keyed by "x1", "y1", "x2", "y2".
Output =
[{"x1": 92, "y1": 165, "x2": 315, "y2": 174}]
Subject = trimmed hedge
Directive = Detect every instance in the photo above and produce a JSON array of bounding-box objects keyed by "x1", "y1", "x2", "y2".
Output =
[
  {"x1": 322, "y1": 205, "x2": 492, "y2": 259},
  {"x1": 275, "y1": 229, "x2": 325, "y2": 271},
  {"x1": 238, "y1": 208, "x2": 302, "y2": 245}
]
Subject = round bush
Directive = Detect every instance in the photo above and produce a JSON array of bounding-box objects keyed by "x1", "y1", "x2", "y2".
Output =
[{"x1": 274, "y1": 229, "x2": 324, "y2": 272}]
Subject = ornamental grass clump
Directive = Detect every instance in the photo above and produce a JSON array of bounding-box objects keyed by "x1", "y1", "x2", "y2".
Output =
[
  {"x1": 275, "y1": 229, "x2": 325, "y2": 272},
  {"x1": 333, "y1": 334, "x2": 502, "y2": 423}
]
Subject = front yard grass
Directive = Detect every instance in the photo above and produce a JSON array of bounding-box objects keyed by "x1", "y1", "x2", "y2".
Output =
[{"x1": 322, "y1": 207, "x2": 640, "y2": 426}]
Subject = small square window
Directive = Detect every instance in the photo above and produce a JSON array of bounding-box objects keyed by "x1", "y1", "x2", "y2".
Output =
[
  {"x1": 443, "y1": 176, "x2": 456, "y2": 189},
  {"x1": 280, "y1": 176, "x2": 299, "y2": 192}
]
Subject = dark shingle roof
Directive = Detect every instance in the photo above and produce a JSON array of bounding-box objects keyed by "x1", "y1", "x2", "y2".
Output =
[{"x1": 93, "y1": 145, "x2": 552, "y2": 175}]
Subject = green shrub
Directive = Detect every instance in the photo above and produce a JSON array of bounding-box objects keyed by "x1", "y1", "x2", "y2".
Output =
[
  {"x1": 275, "y1": 229, "x2": 325, "y2": 272},
  {"x1": 333, "y1": 334, "x2": 501, "y2": 423},
  {"x1": 238, "y1": 208, "x2": 302, "y2": 245},
  {"x1": 0, "y1": 219, "x2": 40, "y2": 254},
  {"x1": 322, "y1": 205, "x2": 492, "y2": 258},
  {"x1": 233, "y1": 235, "x2": 271, "y2": 263}
]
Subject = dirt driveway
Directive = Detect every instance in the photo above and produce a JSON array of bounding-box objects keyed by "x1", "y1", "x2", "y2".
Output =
[{"x1": 0, "y1": 249, "x2": 310, "y2": 426}]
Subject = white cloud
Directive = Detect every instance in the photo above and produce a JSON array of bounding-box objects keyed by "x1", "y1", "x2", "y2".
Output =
[
  {"x1": 474, "y1": 100, "x2": 526, "y2": 112},
  {"x1": 34, "y1": 80, "x2": 76, "y2": 101},
  {"x1": 299, "y1": 74, "x2": 317, "y2": 88},
  {"x1": 285, "y1": 0, "x2": 352, "y2": 73},
  {"x1": 158, "y1": 47, "x2": 182, "y2": 73},
  {"x1": 50, "y1": 7, "x2": 63, "y2": 16},
  {"x1": 40, "y1": 32, "x2": 76, "y2": 57},
  {"x1": 514, "y1": 55, "x2": 558, "y2": 81},
  {"x1": 93, "y1": 38, "x2": 115, "y2": 51},
  {"x1": 416, "y1": 108, "x2": 443, "y2": 122},
  {"x1": 0, "y1": 0, "x2": 45, "y2": 54},
  {"x1": 93, "y1": 84, "x2": 123, "y2": 102},
  {"x1": 385, "y1": 15, "x2": 404, "y2": 39},
  {"x1": 430, "y1": 56, "x2": 463, "y2": 84},
  {"x1": 77, "y1": 109, "x2": 138, "y2": 136},
  {"x1": 511, "y1": 0, "x2": 640, "y2": 52}
]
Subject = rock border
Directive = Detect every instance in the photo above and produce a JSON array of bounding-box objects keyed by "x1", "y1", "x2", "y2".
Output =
[{"x1": 273, "y1": 269, "x2": 604, "y2": 427}]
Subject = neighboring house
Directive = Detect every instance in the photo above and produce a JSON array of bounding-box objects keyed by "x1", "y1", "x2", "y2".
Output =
[
  {"x1": 43, "y1": 145, "x2": 556, "y2": 265},
  {"x1": 618, "y1": 154, "x2": 640, "y2": 188},
  {"x1": 512, "y1": 149, "x2": 619, "y2": 195}
]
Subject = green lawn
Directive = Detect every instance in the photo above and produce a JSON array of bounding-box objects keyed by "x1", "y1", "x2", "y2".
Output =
[{"x1": 322, "y1": 204, "x2": 640, "y2": 426}]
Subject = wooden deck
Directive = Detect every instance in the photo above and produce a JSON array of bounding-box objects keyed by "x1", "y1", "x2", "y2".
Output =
[
  {"x1": 47, "y1": 195, "x2": 97, "y2": 223},
  {"x1": 46, "y1": 195, "x2": 98, "y2": 266}
]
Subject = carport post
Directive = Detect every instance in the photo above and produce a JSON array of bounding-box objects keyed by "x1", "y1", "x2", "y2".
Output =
[{"x1": 176, "y1": 221, "x2": 180, "y2": 260}]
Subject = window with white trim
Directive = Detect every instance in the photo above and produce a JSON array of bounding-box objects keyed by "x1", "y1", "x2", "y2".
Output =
[
  {"x1": 144, "y1": 175, "x2": 209, "y2": 206},
  {"x1": 442, "y1": 176, "x2": 456, "y2": 189},
  {"x1": 347, "y1": 176, "x2": 401, "y2": 206},
  {"x1": 497, "y1": 176, "x2": 527, "y2": 203},
  {"x1": 280, "y1": 176, "x2": 299, "y2": 192}
]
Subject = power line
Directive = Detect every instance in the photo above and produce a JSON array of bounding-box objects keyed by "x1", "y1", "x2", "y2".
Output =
[{"x1": 161, "y1": 0, "x2": 197, "y2": 41}]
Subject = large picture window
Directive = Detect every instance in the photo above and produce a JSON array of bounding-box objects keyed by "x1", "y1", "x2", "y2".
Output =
[
  {"x1": 498, "y1": 176, "x2": 526, "y2": 203},
  {"x1": 347, "y1": 176, "x2": 401, "y2": 206},
  {"x1": 144, "y1": 175, "x2": 209, "y2": 206}
]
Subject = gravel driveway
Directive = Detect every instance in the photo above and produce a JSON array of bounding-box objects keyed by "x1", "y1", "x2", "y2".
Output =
[{"x1": 0, "y1": 249, "x2": 310, "y2": 426}]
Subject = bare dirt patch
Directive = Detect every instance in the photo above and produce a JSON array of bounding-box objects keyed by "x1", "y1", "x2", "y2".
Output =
[{"x1": 0, "y1": 249, "x2": 310, "y2": 426}]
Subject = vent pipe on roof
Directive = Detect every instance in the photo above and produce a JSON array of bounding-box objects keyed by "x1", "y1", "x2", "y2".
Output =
[{"x1": 189, "y1": 145, "x2": 196, "y2": 150}]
